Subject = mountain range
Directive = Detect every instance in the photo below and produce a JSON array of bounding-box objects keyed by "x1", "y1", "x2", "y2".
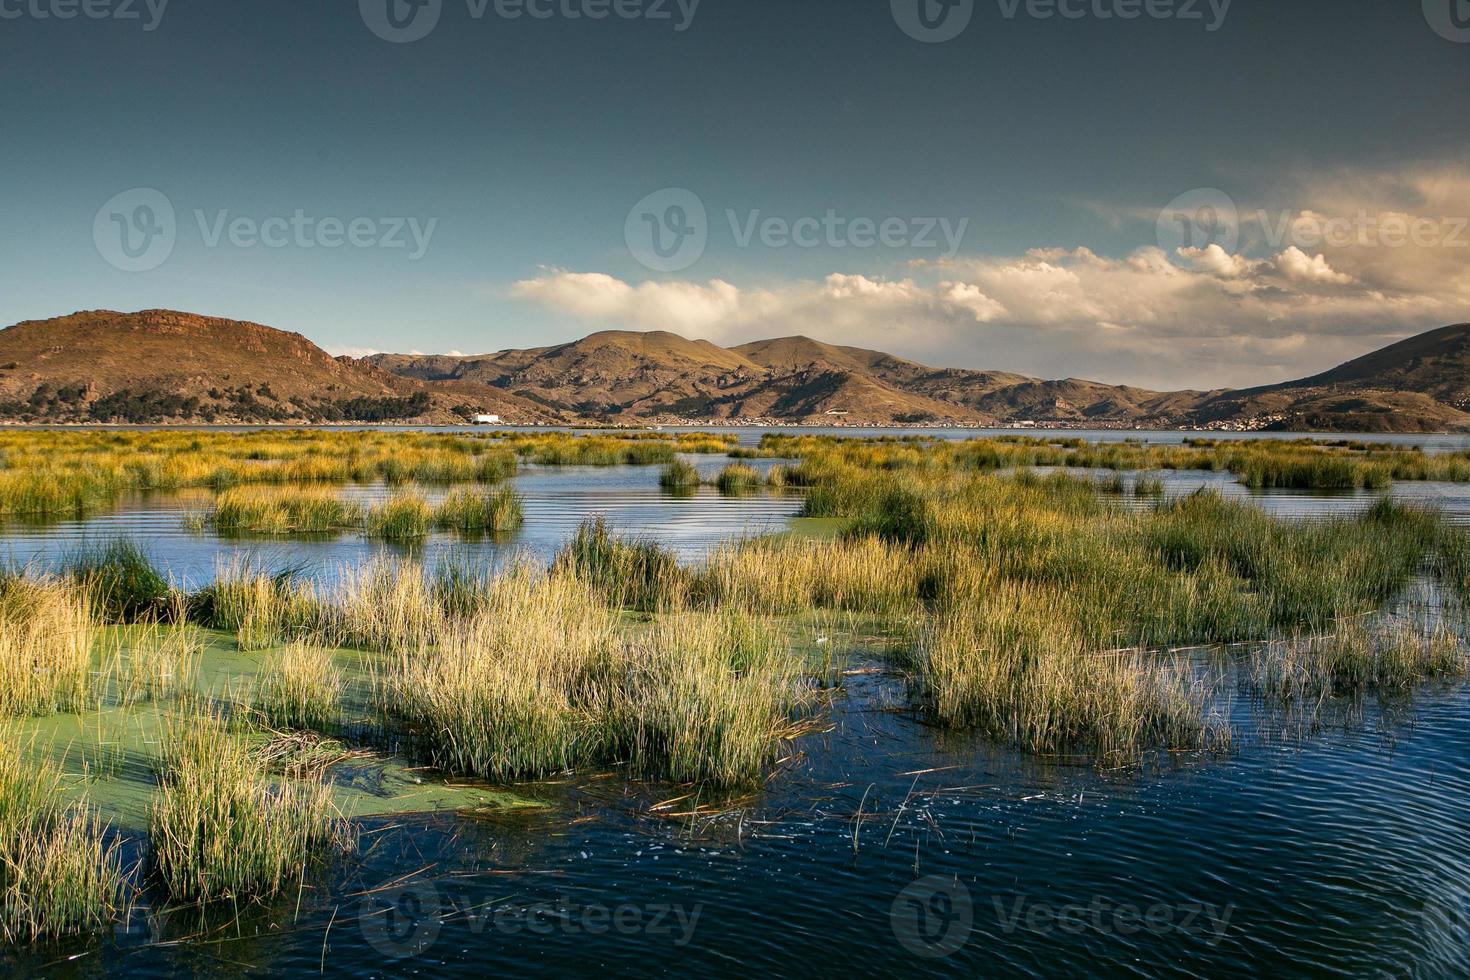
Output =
[{"x1": 1, "y1": 309, "x2": 1467, "y2": 432}]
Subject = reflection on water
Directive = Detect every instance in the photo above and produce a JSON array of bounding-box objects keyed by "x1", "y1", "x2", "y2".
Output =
[
  {"x1": 37, "y1": 658, "x2": 1468, "y2": 978},
  {"x1": 0, "y1": 457, "x2": 799, "y2": 589}
]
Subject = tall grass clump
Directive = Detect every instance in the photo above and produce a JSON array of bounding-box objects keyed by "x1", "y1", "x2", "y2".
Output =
[
  {"x1": 210, "y1": 486, "x2": 361, "y2": 535},
  {"x1": 1252, "y1": 622, "x2": 1468, "y2": 700},
  {"x1": 658, "y1": 460, "x2": 702, "y2": 492},
  {"x1": 365, "y1": 493, "x2": 433, "y2": 540},
  {"x1": 381, "y1": 572, "x2": 812, "y2": 788},
  {"x1": 149, "y1": 711, "x2": 345, "y2": 903},
  {"x1": 553, "y1": 518, "x2": 689, "y2": 611},
  {"x1": 907, "y1": 586, "x2": 1224, "y2": 761},
  {"x1": 64, "y1": 538, "x2": 171, "y2": 623},
  {"x1": 0, "y1": 733, "x2": 129, "y2": 942},
  {"x1": 1133, "y1": 476, "x2": 1165, "y2": 499},
  {"x1": 607, "y1": 610, "x2": 810, "y2": 785},
  {"x1": 255, "y1": 642, "x2": 344, "y2": 732},
  {"x1": 330, "y1": 558, "x2": 445, "y2": 651},
  {"x1": 0, "y1": 578, "x2": 94, "y2": 716},
  {"x1": 118, "y1": 624, "x2": 204, "y2": 706},
  {"x1": 378, "y1": 567, "x2": 614, "y2": 780},
  {"x1": 434, "y1": 486, "x2": 525, "y2": 533},
  {"x1": 191, "y1": 559, "x2": 321, "y2": 651},
  {"x1": 714, "y1": 463, "x2": 763, "y2": 495}
]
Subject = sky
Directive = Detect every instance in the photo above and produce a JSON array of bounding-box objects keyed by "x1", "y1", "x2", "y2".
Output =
[{"x1": 1, "y1": 0, "x2": 1467, "y2": 390}]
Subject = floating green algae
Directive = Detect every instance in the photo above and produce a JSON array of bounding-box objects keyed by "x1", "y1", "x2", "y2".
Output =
[{"x1": 8, "y1": 627, "x2": 543, "y2": 833}]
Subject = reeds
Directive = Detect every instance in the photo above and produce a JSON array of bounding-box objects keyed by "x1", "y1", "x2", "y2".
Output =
[
  {"x1": 0, "y1": 578, "x2": 94, "y2": 716},
  {"x1": 659, "y1": 460, "x2": 702, "y2": 491},
  {"x1": 377, "y1": 566, "x2": 614, "y2": 780},
  {"x1": 434, "y1": 486, "x2": 525, "y2": 533},
  {"x1": 149, "y1": 710, "x2": 346, "y2": 903},
  {"x1": 364, "y1": 493, "x2": 433, "y2": 540},
  {"x1": 607, "y1": 610, "x2": 811, "y2": 784},
  {"x1": 379, "y1": 570, "x2": 811, "y2": 787},
  {"x1": 554, "y1": 518, "x2": 689, "y2": 612},
  {"x1": 255, "y1": 641, "x2": 344, "y2": 732},
  {"x1": 118, "y1": 623, "x2": 204, "y2": 705},
  {"x1": 63, "y1": 538, "x2": 173, "y2": 623},
  {"x1": 0, "y1": 732, "x2": 128, "y2": 942},
  {"x1": 715, "y1": 463, "x2": 763, "y2": 494},
  {"x1": 209, "y1": 486, "x2": 361, "y2": 535},
  {"x1": 908, "y1": 586, "x2": 1225, "y2": 761},
  {"x1": 1253, "y1": 622, "x2": 1468, "y2": 700}
]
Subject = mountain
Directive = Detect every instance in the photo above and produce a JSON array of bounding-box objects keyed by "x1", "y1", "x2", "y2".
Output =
[
  {"x1": 2, "y1": 310, "x2": 1467, "y2": 431},
  {"x1": 369, "y1": 324, "x2": 1470, "y2": 432},
  {"x1": 0, "y1": 310, "x2": 554, "y2": 424},
  {"x1": 1182, "y1": 322, "x2": 1470, "y2": 433}
]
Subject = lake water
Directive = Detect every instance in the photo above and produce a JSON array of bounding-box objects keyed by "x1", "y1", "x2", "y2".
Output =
[{"x1": 3, "y1": 439, "x2": 1469, "y2": 977}]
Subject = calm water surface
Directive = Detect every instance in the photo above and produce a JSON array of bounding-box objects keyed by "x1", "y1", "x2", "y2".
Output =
[{"x1": 3, "y1": 440, "x2": 1468, "y2": 978}]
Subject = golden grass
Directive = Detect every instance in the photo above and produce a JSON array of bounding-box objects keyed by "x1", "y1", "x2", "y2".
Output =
[
  {"x1": 0, "y1": 731, "x2": 129, "y2": 942},
  {"x1": 0, "y1": 579, "x2": 94, "y2": 717},
  {"x1": 149, "y1": 710, "x2": 346, "y2": 903},
  {"x1": 255, "y1": 641, "x2": 344, "y2": 732}
]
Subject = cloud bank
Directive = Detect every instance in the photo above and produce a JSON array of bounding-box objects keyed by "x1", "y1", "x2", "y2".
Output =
[{"x1": 511, "y1": 163, "x2": 1470, "y2": 390}]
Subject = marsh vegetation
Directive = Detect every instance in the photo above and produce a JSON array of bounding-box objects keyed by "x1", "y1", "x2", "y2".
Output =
[{"x1": 0, "y1": 430, "x2": 1467, "y2": 950}]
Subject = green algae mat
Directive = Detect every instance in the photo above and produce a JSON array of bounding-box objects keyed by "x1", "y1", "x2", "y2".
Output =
[{"x1": 10, "y1": 628, "x2": 542, "y2": 833}]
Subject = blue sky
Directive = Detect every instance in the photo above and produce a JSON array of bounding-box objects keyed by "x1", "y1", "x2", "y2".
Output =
[{"x1": 1, "y1": 0, "x2": 1467, "y2": 388}]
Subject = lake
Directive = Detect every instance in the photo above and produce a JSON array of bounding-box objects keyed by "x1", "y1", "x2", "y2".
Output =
[{"x1": 3, "y1": 432, "x2": 1468, "y2": 978}]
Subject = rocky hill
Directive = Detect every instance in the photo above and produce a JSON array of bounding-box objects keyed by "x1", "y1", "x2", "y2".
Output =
[
  {"x1": 3, "y1": 310, "x2": 1468, "y2": 431},
  {"x1": 0, "y1": 310, "x2": 553, "y2": 424}
]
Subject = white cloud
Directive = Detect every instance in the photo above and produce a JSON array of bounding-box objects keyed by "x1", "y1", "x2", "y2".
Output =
[
  {"x1": 1273, "y1": 246, "x2": 1354, "y2": 285},
  {"x1": 508, "y1": 162, "x2": 1470, "y2": 389}
]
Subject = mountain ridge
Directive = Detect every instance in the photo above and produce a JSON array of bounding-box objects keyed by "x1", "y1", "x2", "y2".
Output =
[{"x1": 1, "y1": 309, "x2": 1467, "y2": 431}]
